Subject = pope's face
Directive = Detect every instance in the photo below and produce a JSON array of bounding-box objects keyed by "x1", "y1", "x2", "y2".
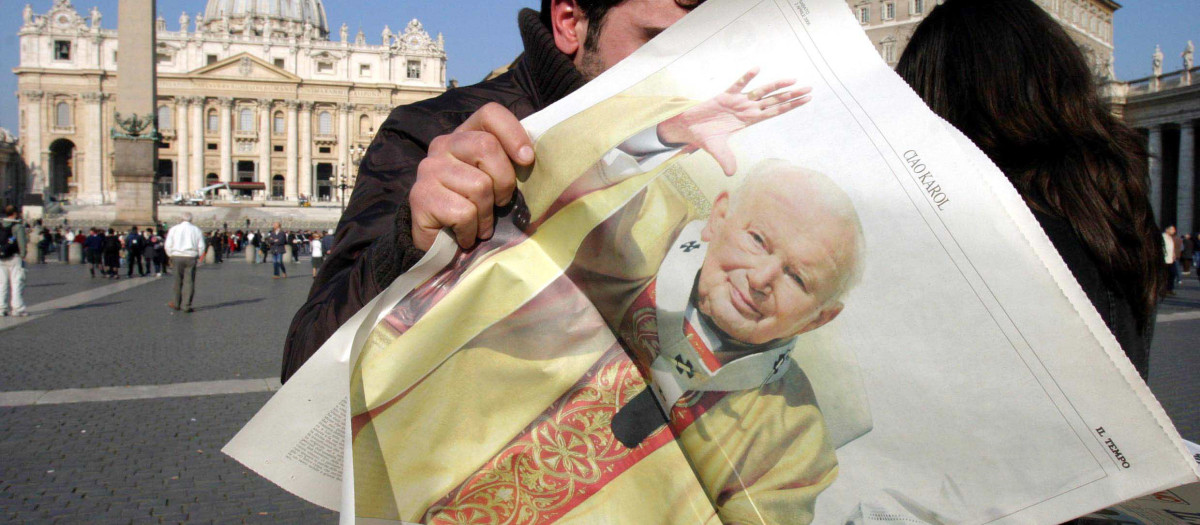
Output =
[{"x1": 697, "y1": 184, "x2": 851, "y2": 345}]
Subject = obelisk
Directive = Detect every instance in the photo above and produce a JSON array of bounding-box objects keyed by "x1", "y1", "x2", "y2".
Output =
[{"x1": 111, "y1": 0, "x2": 158, "y2": 228}]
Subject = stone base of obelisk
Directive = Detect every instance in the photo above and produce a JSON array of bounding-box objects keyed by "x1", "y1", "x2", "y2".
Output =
[{"x1": 111, "y1": 138, "x2": 159, "y2": 229}]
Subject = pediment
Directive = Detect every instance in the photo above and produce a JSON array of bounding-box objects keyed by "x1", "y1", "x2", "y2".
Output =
[{"x1": 189, "y1": 53, "x2": 301, "y2": 82}]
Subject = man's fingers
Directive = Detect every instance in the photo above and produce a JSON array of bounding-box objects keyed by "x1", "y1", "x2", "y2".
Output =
[
  {"x1": 726, "y1": 67, "x2": 761, "y2": 94},
  {"x1": 438, "y1": 163, "x2": 497, "y2": 240},
  {"x1": 443, "y1": 131, "x2": 518, "y2": 207},
  {"x1": 410, "y1": 179, "x2": 480, "y2": 251},
  {"x1": 456, "y1": 103, "x2": 535, "y2": 166}
]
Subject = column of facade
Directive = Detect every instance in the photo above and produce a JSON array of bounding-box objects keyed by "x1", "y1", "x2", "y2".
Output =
[
  {"x1": 1179, "y1": 121, "x2": 1196, "y2": 234},
  {"x1": 1148, "y1": 125, "x2": 1164, "y2": 225},
  {"x1": 22, "y1": 91, "x2": 45, "y2": 195},
  {"x1": 337, "y1": 104, "x2": 353, "y2": 195},
  {"x1": 299, "y1": 102, "x2": 313, "y2": 199},
  {"x1": 285, "y1": 101, "x2": 299, "y2": 200},
  {"x1": 176, "y1": 97, "x2": 190, "y2": 195},
  {"x1": 218, "y1": 97, "x2": 233, "y2": 185},
  {"x1": 81, "y1": 91, "x2": 106, "y2": 204},
  {"x1": 189, "y1": 98, "x2": 204, "y2": 193},
  {"x1": 257, "y1": 98, "x2": 272, "y2": 197}
]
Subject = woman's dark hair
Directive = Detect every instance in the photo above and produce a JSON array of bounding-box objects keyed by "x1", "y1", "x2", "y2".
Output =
[{"x1": 896, "y1": 0, "x2": 1164, "y2": 329}]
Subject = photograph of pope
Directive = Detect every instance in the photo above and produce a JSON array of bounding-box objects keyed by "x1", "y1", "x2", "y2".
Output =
[{"x1": 348, "y1": 66, "x2": 868, "y2": 524}]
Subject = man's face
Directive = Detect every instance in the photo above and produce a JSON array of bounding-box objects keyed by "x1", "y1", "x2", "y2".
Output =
[
  {"x1": 575, "y1": 0, "x2": 691, "y2": 79},
  {"x1": 696, "y1": 182, "x2": 852, "y2": 345},
  {"x1": 1167, "y1": 226, "x2": 1176, "y2": 235}
]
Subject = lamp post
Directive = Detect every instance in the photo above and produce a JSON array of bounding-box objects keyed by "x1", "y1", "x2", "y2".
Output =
[
  {"x1": 336, "y1": 165, "x2": 347, "y2": 213},
  {"x1": 342, "y1": 144, "x2": 365, "y2": 213}
]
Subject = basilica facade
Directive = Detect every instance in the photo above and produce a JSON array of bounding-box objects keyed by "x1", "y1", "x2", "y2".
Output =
[
  {"x1": 852, "y1": 0, "x2": 1118, "y2": 75},
  {"x1": 14, "y1": 0, "x2": 447, "y2": 206}
]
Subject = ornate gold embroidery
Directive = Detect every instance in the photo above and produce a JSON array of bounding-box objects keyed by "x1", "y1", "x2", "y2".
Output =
[{"x1": 423, "y1": 347, "x2": 673, "y2": 524}]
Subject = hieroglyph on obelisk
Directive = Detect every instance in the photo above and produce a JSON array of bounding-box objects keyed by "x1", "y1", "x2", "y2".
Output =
[{"x1": 111, "y1": 0, "x2": 158, "y2": 227}]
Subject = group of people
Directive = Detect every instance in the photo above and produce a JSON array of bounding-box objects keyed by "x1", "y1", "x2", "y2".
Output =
[
  {"x1": 1163, "y1": 225, "x2": 1199, "y2": 295},
  {"x1": 80, "y1": 226, "x2": 168, "y2": 279},
  {"x1": 0, "y1": 205, "x2": 337, "y2": 316}
]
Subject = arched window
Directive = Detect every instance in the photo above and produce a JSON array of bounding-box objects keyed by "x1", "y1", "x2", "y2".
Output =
[
  {"x1": 318, "y1": 111, "x2": 333, "y2": 135},
  {"x1": 207, "y1": 109, "x2": 218, "y2": 132},
  {"x1": 55, "y1": 102, "x2": 71, "y2": 128},
  {"x1": 358, "y1": 115, "x2": 372, "y2": 136},
  {"x1": 272, "y1": 174, "x2": 285, "y2": 198},
  {"x1": 273, "y1": 111, "x2": 285, "y2": 135},
  {"x1": 239, "y1": 108, "x2": 253, "y2": 132},
  {"x1": 157, "y1": 105, "x2": 173, "y2": 130}
]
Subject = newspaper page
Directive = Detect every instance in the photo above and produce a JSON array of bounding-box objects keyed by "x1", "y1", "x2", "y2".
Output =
[
  {"x1": 221, "y1": 234, "x2": 457, "y2": 510},
  {"x1": 1085, "y1": 441, "x2": 1200, "y2": 524},
  {"x1": 226, "y1": 0, "x2": 1199, "y2": 523}
]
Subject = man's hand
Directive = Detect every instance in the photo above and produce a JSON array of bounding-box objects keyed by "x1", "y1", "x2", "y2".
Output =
[
  {"x1": 409, "y1": 103, "x2": 534, "y2": 251},
  {"x1": 656, "y1": 68, "x2": 812, "y2": 176}
]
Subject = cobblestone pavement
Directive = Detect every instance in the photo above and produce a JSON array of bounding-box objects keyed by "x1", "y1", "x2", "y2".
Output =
[
  {"x1": 0, "y1": 393, "x2": 334, "y2": 524},
  {"x1": 0, "y1": 252, "x2": 1195, "y2": 524},
  {"x1": 1, "y1": 256, "x2": 335, "y2": 524},
  {"x1": 1150, "y1": 276, "x2": 1200, "y2": 442}
]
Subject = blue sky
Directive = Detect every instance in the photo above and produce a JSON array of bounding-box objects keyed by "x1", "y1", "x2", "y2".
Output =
[{"x1": 0, "y1": 0, "x2": 1195, "y2": 136}]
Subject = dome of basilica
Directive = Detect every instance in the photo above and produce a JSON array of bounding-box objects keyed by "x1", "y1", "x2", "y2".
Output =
[{"x1": 202, "y1": 0, "x2": 329, "y2": 38}]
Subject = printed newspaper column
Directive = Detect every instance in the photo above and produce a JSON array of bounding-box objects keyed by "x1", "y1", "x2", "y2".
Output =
[{"x1": 111, "y1": 0, "x2": 158, "y2": 228}]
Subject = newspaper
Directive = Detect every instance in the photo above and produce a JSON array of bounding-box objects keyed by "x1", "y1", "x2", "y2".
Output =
[
  {"x1": 224, "y1": 0, "x2": 1199, "y2": 523},
  {"x1": 1083, "y1": 441, "x2": 1200, "y2": 524}
]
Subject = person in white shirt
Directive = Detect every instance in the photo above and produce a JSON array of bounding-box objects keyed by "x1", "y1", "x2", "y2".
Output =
[
  {"x1": 165, "y1": 213, "x2": 206, "y2": 313},
  {"x1": 1164, "y1": 225, "x2": 1178, "y2": 296},
  {"x1": 310, "y1": 232, "x2": 324, "y2": 277}
]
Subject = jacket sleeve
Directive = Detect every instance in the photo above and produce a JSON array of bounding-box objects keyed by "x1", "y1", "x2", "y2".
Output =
[{"x1": 281, "y1": 105, "x2": 446, "y2": 383}]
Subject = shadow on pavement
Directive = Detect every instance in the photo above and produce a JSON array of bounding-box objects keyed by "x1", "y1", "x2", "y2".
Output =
[
  {"x1": 26, "y1": 282, "x2": 66, "y2": 288},
  {"x1": 61, "y1": 301, "x2": 126, "y2": 311},
  {"x1": 192, "y1": 298, "x2": 265, "y2": 312}
]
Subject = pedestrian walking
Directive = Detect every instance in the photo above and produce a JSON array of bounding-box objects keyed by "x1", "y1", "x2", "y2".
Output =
[
  {"x1": 125, "y1": 226, "x2": 147, "y2": 277},
  {"x1": 55, "y1": 227, "x2": 67, "y2": 261},
  {"x1": 1181, "y1": 234, "x2": 1194, "y2": 275},
  {"x1": 36, "y1": 227, "x2": 51, "y2": 264},
  {"x1": 165, "y1": 213, "x2": 206, "y2": 313},
  {"x1": 1164, "y1": 225, "x2": 1179, "y2": 295},
  {"x1": 249, "y1": 230, "x2": 261, "y2": 263},
  {"x1": 102, "y1": 229, "x2": 122, "y2": 278},
  {"x1": 147, "y1": 229, "x2": 167, "y2": 276},
  {"x1": 267, "y1": 222, "x2": 288, "y2": 279},
  {"x1": 0, "y1": 205, "x2": 29, "y2": 317},
  {"x1": 320, "y1": 228, "x2": 334, "y2": 259},
  {"x1": 213, "y1": 231, "x2": 225, "y2": 264},
  {"x1": 288, "y1": 231, "x2": 300, "y2": 263},
  {"x1": 259, "y1": 234, "x2": 269, "y2": 264},
  {"x1": 310, "y1": 232, "x2": 324, "y2": 278},
  {"x1": 84, "y1": 228, "x2": 104, "y2": 277}
]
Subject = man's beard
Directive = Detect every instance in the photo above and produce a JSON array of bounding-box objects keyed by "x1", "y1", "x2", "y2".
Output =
[{"x1": 577, "y1": 44, "x2": 606, "y2": 81}]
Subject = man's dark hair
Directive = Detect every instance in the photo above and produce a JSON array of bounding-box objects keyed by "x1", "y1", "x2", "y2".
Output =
[
  {"x1": 3, "y1": 205, "x2": 15, "y2": 218},
  {"x1": 540, "y1": 0, "x2": 703, "y2": 52}
]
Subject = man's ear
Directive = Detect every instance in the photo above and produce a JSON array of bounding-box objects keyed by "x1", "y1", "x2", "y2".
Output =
[
  {"x1": 799, "y1": 300, "x2": 843, "y2": 334},
  {"x1": 702, "y1": 192, "x2": 731, "y2": 242},
  {"x1": 549, "y1": 0, "x2": 586, "y2": 58}
]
